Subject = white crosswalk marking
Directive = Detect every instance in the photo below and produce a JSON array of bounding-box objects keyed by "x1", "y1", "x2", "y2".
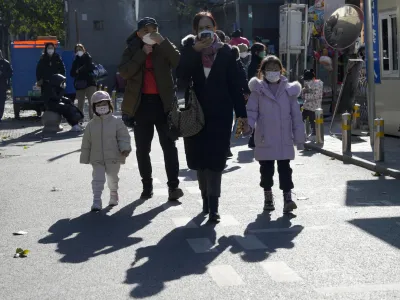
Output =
[
  {"x1": 153, "y1": 178, "x2": 161, "y2": 184},
  {"x1": 261, "y1": 261, "x2": 303, "y2": 282},
  {"x1": 185, "y1": 186, "x2": 201, "y2": 194},
  {"x1": 208, "y1": 265, "x2": 244, "y2": 287},
  {"x1": 234, "y1": 235, "x2": 267, "y2": 250},
  {"x1": 187, "y1": 238, "x2": 217, "y2": 253},
  {"x1": 171, "y1": 217, "x2": 198, "y2": 228},
  {"x1": 153, "y1": 188, "x2": 169, "y2": 196},
  {"x1": 162, "y1": 202, "x2": 183, "y2": 211}
]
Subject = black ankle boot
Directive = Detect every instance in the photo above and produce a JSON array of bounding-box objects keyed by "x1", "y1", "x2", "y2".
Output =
[
  {"x1": 202, "y1": 193, "x2": 209, "y2": 214},
  {"x1": 208, "y1": 196, "x2": 220, "y2": 222},
  {"x1": 140, "y1": 179, "x2": 153, "y2": 200}
]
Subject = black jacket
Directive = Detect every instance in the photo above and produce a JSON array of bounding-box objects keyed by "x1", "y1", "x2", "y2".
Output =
[
  {"x1": 36, "y1": 53, "x2": 66, "y2": 82},
  {"x1": 70, "y1": 52, "x2": 96, "y2": 89},
  {"x1": 248, "y1": 55, "x2": 262, "y2": 80},
  {"x1": 0, "y1": 58, "x2": 13, "y2": 88},
  {"x1": 177, "y1": 35, "x2": 247, "y2": 172}
]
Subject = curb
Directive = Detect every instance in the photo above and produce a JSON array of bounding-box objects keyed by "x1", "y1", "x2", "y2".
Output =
[{"x1": 305, "y1": 143, "x2": 400, "y2": 180}]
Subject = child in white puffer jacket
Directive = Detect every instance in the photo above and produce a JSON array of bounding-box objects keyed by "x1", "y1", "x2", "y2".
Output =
[{"x1": 80, "y1": 91, "x2": 132, "y2": 211}]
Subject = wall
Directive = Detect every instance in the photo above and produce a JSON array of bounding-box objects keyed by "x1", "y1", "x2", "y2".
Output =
[
  {"x1": 376, "y1": 0, "x2": 400, "y2": 136},
  {"x1": 66, "y1": 0, "x2": 136, "y2": 88}
]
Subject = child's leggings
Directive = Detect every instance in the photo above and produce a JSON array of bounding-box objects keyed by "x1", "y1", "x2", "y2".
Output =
[
  {"x1": 259, "y1": 160, "x2": 294, "y2": 193},
  {"x1": 92, "y1": 162, "x2": 121, "y2": 201},
  {"x1": 302, "y1": 109, "x2": 316, "y2": 135}
]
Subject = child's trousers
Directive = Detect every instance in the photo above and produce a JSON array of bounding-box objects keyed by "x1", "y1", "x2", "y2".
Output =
[
  {"x1": 259, "y1": 160, "x2": 294, "y2": 192},
  {"x1": 92, "y1": 162, "x2": 121, "y2": 201},
  {"x1": 302, "y1": 109, "x2": 316, "y2": 135}
]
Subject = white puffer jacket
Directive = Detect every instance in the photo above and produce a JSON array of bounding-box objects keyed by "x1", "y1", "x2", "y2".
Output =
[{"x1": 80, "y1": 113, "x2": 132, "y2": 165}]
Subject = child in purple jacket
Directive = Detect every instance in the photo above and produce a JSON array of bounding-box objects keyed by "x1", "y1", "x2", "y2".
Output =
[{"x1": 247, "y1": 55, "x2": 305, "y2": 214}]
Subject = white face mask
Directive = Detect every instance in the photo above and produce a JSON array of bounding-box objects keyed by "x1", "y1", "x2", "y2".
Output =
[
  {"x1": 198, "y1": 30, "x2": 214, "y2": 40},
  {"x1": 142, "y1": 33, "x2": 156, "y2": 45},
  {"x1": 265, "y1": 71, "x2": 281, "y2": 83},
  {"x1": 95, "y1": 105, "x2": 110, "y2": 115},
  {"x1": 47, "y1": 49, "x2": 54, "y2": 55},
  {"x1": 77, "y1": 51, "x2": 84, "y2": 57},
  {"x1": 240, "y1": 52, "x2": 250, "y2": 58}
]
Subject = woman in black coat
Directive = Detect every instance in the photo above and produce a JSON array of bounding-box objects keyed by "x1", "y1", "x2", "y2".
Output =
[
  {"x1": 177, "y1": 11, "x2": 249, "y2": 222},
  {"x1": 70, "y1": 44, "x2": 96, "y2": 119},
  {"x1": 36, "y1": 43, "x2": 66, "y2": 106},
  {"x1": 247, "y1": 42, "x2": 266, "y2": 148}
]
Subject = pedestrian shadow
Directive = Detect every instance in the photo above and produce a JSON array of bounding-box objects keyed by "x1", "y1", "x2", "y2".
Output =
[
  {"x1": 237, "y1": 149, "x2": 254, "y2": 163},
  {"x1": 223, "y1": 165, "x2": 241, "y2": 174},
  {"x1": 125, "y1": 214, "x2": 229, "y2": 298},
  {"x1": 47, "y1": 149, "x2": 81, "y2": 162},
  {"x1": 227, "y1": 213, "x2": 303, "y2": 263},
  {"x1": 178, "y1": 168, "x2": 197, "y2": 181},
  {"x1": 38, "y1": 198, "x2": 163, "y2": 264}
]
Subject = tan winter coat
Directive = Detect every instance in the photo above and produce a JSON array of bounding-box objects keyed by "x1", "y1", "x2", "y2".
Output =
[{"x1": 80, "y1": 114, "x2": 132, "y2": 165}]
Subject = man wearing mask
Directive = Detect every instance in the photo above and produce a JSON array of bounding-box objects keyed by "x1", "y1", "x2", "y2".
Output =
[
  {"x1": 118, "y1": 17, "x2": 183, "y2": 201},
  {"x1": 0, "y1": 50, "x2": 13, "y2": 122}
]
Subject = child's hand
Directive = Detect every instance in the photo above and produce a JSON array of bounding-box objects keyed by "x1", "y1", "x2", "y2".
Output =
[{"x1": 121, "y1": 151, "x2": 130, "y2": 157}]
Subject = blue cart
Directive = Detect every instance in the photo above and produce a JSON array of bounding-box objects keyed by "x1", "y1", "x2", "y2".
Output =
[{"x1": 11, "y1": 40, "x2": 76, "y2": 119}]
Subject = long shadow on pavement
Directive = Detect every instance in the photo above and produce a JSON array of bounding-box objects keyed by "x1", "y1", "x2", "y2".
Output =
[
  {"x1": 125, "y1": 214, "x2": 228, "y2": 299},
  {"x1": 39, "y1": 198, "x2": 164, "y2": 263},
  {"x1": 227, "y1": 213, "x2": 303, "y2": 262}
]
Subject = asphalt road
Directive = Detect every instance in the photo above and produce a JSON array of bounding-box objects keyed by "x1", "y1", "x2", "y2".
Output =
[{"x1": 0, "y1": 129, "x2": 399, "y2": 300}]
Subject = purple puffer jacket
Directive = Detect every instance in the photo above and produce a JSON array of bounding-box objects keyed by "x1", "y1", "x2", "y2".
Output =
[{"x1": 247, "y1": 76, "x2": 305, "y2": 161}]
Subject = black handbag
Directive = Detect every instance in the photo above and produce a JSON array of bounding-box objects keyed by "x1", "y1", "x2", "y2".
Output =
[{"x1": 74, "y1": 80, "x2": 88, "y2": 90}]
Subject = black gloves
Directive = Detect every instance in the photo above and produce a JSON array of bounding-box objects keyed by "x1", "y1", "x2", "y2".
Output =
[{"x1": 122, "y1": 114, "x2": 136, "y2": 128}]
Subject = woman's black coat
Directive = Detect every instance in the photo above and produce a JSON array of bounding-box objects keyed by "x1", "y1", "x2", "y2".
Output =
[
  {"x1": 70, "y1": 52, "x2": 96, "y2": 89},
  {"x1": 248, "y1": 55, "x2": 262, "y2": 80},
  {"x1": 177, "y1": 35, "x2": 247, "y2": 172}
]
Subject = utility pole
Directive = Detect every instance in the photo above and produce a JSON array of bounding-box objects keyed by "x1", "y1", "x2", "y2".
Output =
[{"x1": 364, "y1": 0, "x2": 376, "y2": 145}]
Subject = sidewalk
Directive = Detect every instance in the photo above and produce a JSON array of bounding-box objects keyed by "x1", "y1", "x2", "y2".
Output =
[
  {"x1": 0, "y1": 96, "x2": 124, "y2": 143},
  {"x1": 305, "y1": 122, "x2": 400, "y2": 179}
]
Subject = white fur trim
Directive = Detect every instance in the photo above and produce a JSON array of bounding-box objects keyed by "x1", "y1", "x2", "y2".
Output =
[
  {"x1": 181, "y1": 34, "x2": 196, "y2": 46},
  {"x1": 286, "y1": 81, "x2": 302, "y2": 97},
  {"x1": 248, "y1": 77, "x2": 262, "y2": 92}
]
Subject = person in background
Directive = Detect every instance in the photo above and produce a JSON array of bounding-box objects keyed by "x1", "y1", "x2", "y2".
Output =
[
  {"x1": 228, "y1": 45, "x2": 251, "y2": 158},
  {"x1": 118, "y1": 17, "x2": 183, "y2": 201},
  {"x1": 247, "y1": 55, "x2": 305, "y2": 214},
  {"x1": 253, "y1": 36, "x2": 263, "y2": 45},
  {"x1": 302, "y1": 69, "x2": 323, "y2": 142},
  {"x1": 0, "y1": 50, "x2": 13, "y2": 122},
  {"x1": 247, "y1": 42, "x2": 266, "y2": 149},
  {"x1": 229, "y1": 29, "x2": 250, "y2": 47},
  {"x1": 36, "y1": 43, "x2": 66, "y2": 109},
  {"x1": 238, "y1": 43, "x2": 251, "y2": 76},
  {"x1": 70, "y1": 43, "x2": 97, "y2": 121},
  {"x1": 80, "y1": 91, "x2": 132, "y2": 211},
  {"x1": 215, "y1": 30, "x2": 227, "y2": 43},
  {"x1": 177, "y1": 11, "x2": 249, "y2": 222}
]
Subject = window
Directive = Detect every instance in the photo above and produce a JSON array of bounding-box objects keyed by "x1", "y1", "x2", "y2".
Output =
[
  {"x1": 93, "y1": 20, "x2": 104, "y2": 31},
  {"x1": 380, "y1": 10, "x2": 399, "y2": 77}
]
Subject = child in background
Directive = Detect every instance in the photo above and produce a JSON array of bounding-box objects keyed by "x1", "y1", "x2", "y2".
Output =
[
  {"x1": 301, "y1": 69, "x2": 323, "y2": 142},
  {"x1": 80, "y1": 91, "x2": 132, "y2": 211},
  {"x1": 247, "y1": 55, "x2": 305, "y2": 214}
]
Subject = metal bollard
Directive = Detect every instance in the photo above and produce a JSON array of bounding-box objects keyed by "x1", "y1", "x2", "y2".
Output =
[
  {"x1": 374, "y1": 118, "x2": 385, "y2": 162},
  {"x1": 111, "y1": 90, "x2": 117, "y2": 111},
  {"x1": 342, "y1": 112, "x2": 352, "y2": 154},
  {"x1": 315, "y1": 108, "x2": 324, "y2": 145},
  {"x1": 352, "y1": 103, "x2": 361, "y2": 129},
  {"x1": 305, "y1": 117, "x2": 311, "y2": 136}
]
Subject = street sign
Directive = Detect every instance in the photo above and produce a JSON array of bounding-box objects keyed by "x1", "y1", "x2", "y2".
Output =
[{"x1": 365, "y1": 0, "x2": 381, "y2": 84}]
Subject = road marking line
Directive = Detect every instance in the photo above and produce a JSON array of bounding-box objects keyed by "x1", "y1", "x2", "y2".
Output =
[
  {"x1": 208, "y1": 265, "x2": 245, "y2": 287},
  {"x1": 153, "y1": 178, "x2": 161, "y2": 184},
  {"x1": 171, "y1": 217, "x2": 198, "y2": 228},
  {"x1": 249, "y1": 225, "x2": 307, "y2": 233},
  {"x1": 261, "y1": 261, "x2": 303, "y2": 282},
  {"x1": 220, "y1": 215, "x2": 240, "y2": 226},
  {"x1": 315, "y1": 283, "x2": 400, "y2": 295},
  {"x1": 161, "y1": 202, "x2": 183, "y2": 211},
  {"x1": 186, "y1": 186, "x2": 201, "y2": 194},
  {"x1": 187, "y1": 238, "x2": 217, "y2": 253},
  {"x1": 234, "y1": 235, "x2": 267, "y2": 250},
  {"x1": 153, "y1": 188, "x2": 169, "y2": 196}
]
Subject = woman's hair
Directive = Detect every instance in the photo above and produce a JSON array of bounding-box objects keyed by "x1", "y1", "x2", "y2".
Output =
[
  {"x1": 192, "y1": 11, "x2": 217, "y2": 33},
  {"x1": 250, "y1": 42, "x2": 266, "y2": 56},
  {"x1": 231, "y1": 46, "x2": 240, "y2": 60},
  {"x1": 215, "y1": 30, "x2": 226, "y2": 42},
  {"x1": 257, "y1": 55, "x2": 285, "y2": 79},
  {"x1": 232, "y1": 29, "x2": 241, "y2": 38},
  {"x1": 74, "y1": 43, "x2": 86, "y2": 53}
]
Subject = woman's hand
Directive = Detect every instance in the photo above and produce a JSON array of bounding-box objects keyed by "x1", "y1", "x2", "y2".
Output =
[
  {"x1": 193, "y1": 38, "x2": 213, "y2": 52},
  {"x1": 242, "y1": 118, "x2": 252, "y2": 136}
]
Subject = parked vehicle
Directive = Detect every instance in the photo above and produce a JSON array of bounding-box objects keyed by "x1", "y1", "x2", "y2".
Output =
[{"x1": 10, "y1": 39, "x2": 76, "y2": 119}]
